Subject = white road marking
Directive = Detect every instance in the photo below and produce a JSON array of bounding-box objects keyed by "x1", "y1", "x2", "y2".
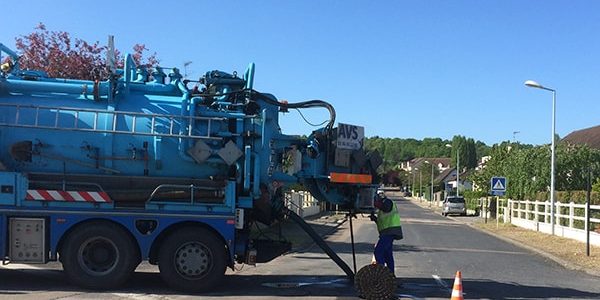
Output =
[
  {"x1": 418, "y1": 246, "x2": 527, "y2": 255},
  {"x1": 397, "y1": 294, "x2": 424, "y2": 300},
  {"x1": 1, "y1": 263, "x2": 45, "y2": 270},
  {"x1": 110, "y1": 293, "x2": 169, "y2": 299},
  {"x1": 432, "y1": 274, "x2": 451, "y2": 293},
  {"x1": 402, "y1": 218, "x2": 460, "y2": 225},
  {"x1": 262, "y1": 278, "x2": 348, "y2": 288},
  {"x1": 432, "y1": 274, "x2": 468, "y2": 297}
]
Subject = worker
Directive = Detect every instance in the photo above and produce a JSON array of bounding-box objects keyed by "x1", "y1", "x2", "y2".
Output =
[{"x1": 369, "y1": 190, "x2": 403, "y2": 275}]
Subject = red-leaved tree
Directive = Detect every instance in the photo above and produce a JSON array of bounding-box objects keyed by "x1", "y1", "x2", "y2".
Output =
[{"x1": 13, "y1": 23, "x2": 159, "y2": 80}]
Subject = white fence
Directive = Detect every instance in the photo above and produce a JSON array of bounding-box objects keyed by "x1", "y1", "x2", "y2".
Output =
[
  {"x1": 498, "y1": 199, "x2": 600, "y2": 246},
  {"x1": 285, "y1": 191, "x2": 323, "y2": 218}
]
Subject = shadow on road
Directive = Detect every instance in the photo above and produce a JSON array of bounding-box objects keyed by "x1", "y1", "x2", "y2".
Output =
[
  {"x1": 461, "y1": 278, "x2": 600, "y2": 299},
  {"x1": 2, "y1": 268, "x2": 599, "y2": 299},
  {"x1": 399, "y1": 276, "x2": 600, "y2": 299}
]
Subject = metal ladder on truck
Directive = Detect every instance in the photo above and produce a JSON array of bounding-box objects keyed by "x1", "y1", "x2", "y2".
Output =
[{"x1": 0, "y1": 103, "x2": 226, "y2": 140}]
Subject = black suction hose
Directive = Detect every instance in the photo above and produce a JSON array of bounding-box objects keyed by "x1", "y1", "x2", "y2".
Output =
[{"x1": 285, "y1": 208, "x2": 354, "y2": 279}]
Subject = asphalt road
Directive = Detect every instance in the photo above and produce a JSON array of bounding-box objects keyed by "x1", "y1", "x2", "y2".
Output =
[{"x1": 1, "y1": 197, "x2": 599, "y2": 299}]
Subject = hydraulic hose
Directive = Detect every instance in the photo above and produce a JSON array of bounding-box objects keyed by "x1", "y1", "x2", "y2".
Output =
[
  {"x1": 186, "y1": 87, "x2": 336, "y2": 133},
  {"x1": 250, "y1": 90, "x2": 336, "y2": 133},
  {"x1": 284, "y1": 208, "x2": 354, "y2": 278}
]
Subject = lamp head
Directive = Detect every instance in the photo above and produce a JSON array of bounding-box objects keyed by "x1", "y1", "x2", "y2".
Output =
[{"x1": 524, "y1": 80, "x2": 543, "y2": 89}]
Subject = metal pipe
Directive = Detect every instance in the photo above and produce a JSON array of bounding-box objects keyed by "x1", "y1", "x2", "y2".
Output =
[
  {"x1": 124, "y1": 54, "x2": 136, "y2": 91},
  {"x1": 0, "y1": 43, "x2": 19, "y2": 60},
  {"x1": 252, "y1": 153, "x2": 261, "y2": 197},
  {"x1": 177, "y1": 96, "x2": 195, "y2": 162},
  {"x1": 129, "y1": 82, "x2": 180, "y2": 94},
  {"x1": 0, "y1": 43, "x2": 19, "y2": 70},
  {"x1": 244, "y1": 146, "x2": 251, "y2": 192},
  {"x1": 2, "y1": 79, "x2": 109, "y2": 97}
]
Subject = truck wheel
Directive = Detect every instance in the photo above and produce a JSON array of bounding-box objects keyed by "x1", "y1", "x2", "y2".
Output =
[
  {"x1": 158, "y1": 227, "x2": 227, "y2": 292},
  {"x1": 61, "y1": 221, "x2": 139, "y2": 289}
]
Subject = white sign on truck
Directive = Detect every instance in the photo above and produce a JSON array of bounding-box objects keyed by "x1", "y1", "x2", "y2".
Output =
[{"x1": 337, "y1": 123, "x2": 364, "y2": 150}]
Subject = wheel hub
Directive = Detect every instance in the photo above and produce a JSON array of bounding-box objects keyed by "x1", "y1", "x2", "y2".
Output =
[
  {"x1": 174, "y1": 242, "x2": 212, "y2": 279},
  {"x1": 78, "y1": 237, "x2": 119, "y2": 276}
]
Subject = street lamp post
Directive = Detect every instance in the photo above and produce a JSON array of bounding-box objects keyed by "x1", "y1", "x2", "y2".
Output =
[
  {"x1": 446, "y1": 144, "x2": 460, "y2": 196},
  {"x1": 412, "y1": 168, "x2": 418, "y2": 198},
  {"x1": 419, "y1": 170, "x2": 423, "y2": 201},
  {"x1": 525, "y1": 79, "x2": 556, "y2": 235},
  {"x1": 430, "y1": 164, "x2": 434, "y2": 204},
  {"x1": 425, "y1": 160, "x2": 434, "y2": 205}
]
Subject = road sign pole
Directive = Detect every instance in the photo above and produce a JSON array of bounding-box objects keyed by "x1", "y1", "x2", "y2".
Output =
[
  {"x1": 496, "y1": 197, "x2": 500, "y2": 229},
  {"x1": 485, "y1": 196, "x2": 488, "y2": 224},
  {"x1": 586, "y1": 166, "x2": 591, "y2": 256}
]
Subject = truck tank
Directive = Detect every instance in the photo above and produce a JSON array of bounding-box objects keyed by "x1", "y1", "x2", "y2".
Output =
[{"x1": 0, "y1": 43, "x2": 381, "y2": 220}]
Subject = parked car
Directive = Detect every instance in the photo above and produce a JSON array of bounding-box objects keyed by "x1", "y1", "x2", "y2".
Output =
[{"x1": 442, "y1": 196, "x2": 466, "y2": 216}]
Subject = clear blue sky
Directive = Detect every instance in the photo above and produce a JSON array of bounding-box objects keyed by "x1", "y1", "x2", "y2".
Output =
[{"x1": 1, "y1": 1, "x2": 599, "y2": 146}]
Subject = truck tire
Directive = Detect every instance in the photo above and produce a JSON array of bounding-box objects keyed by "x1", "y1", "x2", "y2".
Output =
[
  {"x1": 158, "y1": 227, "x2": 227, "y2": 292},
  {"x1": 60, "y1": 221, "x2": 139, "y2": 289}
]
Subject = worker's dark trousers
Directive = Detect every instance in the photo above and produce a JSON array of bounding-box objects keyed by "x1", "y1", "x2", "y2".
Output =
[{"x1": 374, "y1": 234, "x2": 395, "y2": 274}]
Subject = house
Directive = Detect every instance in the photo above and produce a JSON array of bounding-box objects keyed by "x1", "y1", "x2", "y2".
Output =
[
  {"x1": 562, "y1": 125, "x2": 600, "y2": 149},
  {"x1": 436, "y1": 168, "x2": 472, "y2": 196},
  {"x1": 400, "y1": 157, "x2": 451, "y2": 173},
  {"x1": 475, "y1": 156, "x2": 491, "y2": 171}
]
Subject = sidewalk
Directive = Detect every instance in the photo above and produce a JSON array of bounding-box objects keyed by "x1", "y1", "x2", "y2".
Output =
[{"x1": 407, "y1": 197, "x2": 600, "y2": 278}]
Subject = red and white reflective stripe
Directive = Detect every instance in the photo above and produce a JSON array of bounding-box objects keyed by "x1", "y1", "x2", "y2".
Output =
[{"x1": 26, "y1": 190, "x2": 112, "y2": 203}]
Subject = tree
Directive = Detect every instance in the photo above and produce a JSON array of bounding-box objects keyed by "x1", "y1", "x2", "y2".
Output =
[
  {"x1": 470, "y1": 141, "x2": 600, "y2": 199},
  {"x1": 364, "y1": 136, "x2": 491, "y2": 174},
  {"x1": 11, "y1": 23, "x2": 158, "y2": 80},
  {"x1": 450, "y1": 135, "x2": 477, "y2": 171},
  {"x1": 466, "y1": 138, "x2": 477, "y2": 169}
]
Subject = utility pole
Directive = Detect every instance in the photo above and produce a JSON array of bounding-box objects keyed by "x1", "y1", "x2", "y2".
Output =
[
  {"x1": 513, "y1": 131, "x2": 520, "y2": 143},
  {"x1": 430, "y1": 163, "x2": 434, "y2": 206},
  {"x1": 412, "y1": 168, "x2": 418, "y2": 198},
  {"x1": 183, "y1": 61, "x2": 193, "y2": 78},
  {"x1": 419, "y1": 171, "x2": 423, "y2": 201}
]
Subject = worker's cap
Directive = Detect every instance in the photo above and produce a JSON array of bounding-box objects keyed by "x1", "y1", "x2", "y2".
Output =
[{"x1": 377, "y1": 190, "x2": 385, "y2": 196}]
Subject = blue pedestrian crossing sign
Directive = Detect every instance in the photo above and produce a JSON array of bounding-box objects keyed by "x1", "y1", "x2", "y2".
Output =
[{"x1": 490, "y1": 177, "x2": 507, "y2": 196}]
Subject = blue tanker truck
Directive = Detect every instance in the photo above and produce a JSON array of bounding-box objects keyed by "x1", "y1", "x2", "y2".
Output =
[{"x1": 0, "y1": 43, "x2": 381, "y2": 292}]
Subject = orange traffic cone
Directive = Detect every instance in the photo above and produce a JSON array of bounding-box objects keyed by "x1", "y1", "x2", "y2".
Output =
[{"x1": 450, "y1": 271, "x2": 463, "y2": 300}]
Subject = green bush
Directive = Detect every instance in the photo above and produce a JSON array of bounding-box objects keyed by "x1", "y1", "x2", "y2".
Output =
[
  {"x1": 534, "y1": 190, "x2": 599, "y2": 204},
  {"x1": 465, "y1": 198, "x2": 480, "y2": 211},
  {"x1": 462, "y1": 190, "x2": 487, "y2": 201},
  {"x1": 535, "y1": 191, "x2": 548, "y2": 201}
]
